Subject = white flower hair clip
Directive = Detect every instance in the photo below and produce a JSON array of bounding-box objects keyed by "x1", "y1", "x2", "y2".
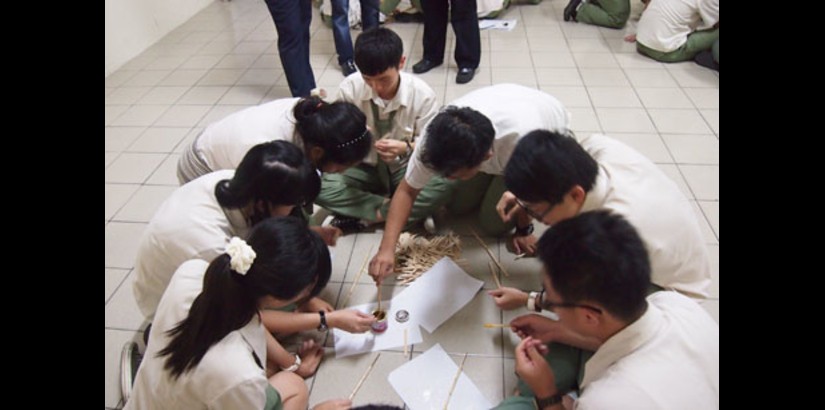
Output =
[{"x1": 225, "y1": 237, "x2": 256, "y2": 275}]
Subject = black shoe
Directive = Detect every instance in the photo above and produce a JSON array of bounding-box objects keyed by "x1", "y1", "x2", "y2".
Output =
[
  {"x1": 412, "y1": 59, "x2": 442, "y2": 74},
  {"x1": 456, "y1": 67, "x2": 476, "y2": 84},
  {"x1": 693, "y1": 51, "x2": 719, "y2": 72},
  {"x1": 564, "y1": 0, "x2": 582, "y2": 22},
  {"x1": 341, "y1": 60, "x2": 357, "y2": 77},
  {"x1": 329, "y1": 214, "x2": 367, "y2": 234}
]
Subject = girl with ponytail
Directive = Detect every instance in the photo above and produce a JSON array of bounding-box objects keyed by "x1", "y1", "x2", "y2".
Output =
[
  {"x1": 177, "y1": 95, "x2": 373, "y2": 184},
  {"x1": 125, "y1": 217, "x2": 351, "y2": 410}
]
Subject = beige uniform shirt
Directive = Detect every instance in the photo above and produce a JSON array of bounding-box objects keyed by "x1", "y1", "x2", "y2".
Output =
[
  {"x1": 576, "y1": 292, "x2": 719, "y2": 409},
  {"x1": 578, "y1": 133, "x2": 711, "y2": 299},
  {"x1": 637, "y1": 0, "x2": 719, "y2": 53},
  {"x1": 125, "y1": 259, "x2": 270, "y2": 410},
  {"x1": 194, "y1": 98, "x2": 303, "y2": 172},
  {"x1": 133, "y1": 170, "x2": 249, "y2": 319},
  {"x1": 404, "y1": 83, "x2": 570, "y2": 190},
  {"x1": 336, "y1": 71, "x2": 440, "y2": 172}
]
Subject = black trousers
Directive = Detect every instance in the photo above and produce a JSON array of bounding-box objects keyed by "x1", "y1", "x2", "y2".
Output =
[{"x1": 420, "y1": 0, "x2": 481, "y2": 69}]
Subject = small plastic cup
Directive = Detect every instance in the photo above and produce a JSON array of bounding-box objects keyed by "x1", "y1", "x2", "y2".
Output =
[{"x1": 371, "y1": 309, "x2": 388, "y2": 334}]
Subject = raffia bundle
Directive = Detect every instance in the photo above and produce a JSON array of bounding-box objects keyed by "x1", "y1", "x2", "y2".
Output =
[{"x1": 394, "y1": 232, "x2": 467, "y2": 284}]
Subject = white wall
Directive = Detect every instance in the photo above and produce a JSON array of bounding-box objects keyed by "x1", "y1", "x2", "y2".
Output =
[{"x1": 105, "y1": 0, "x2": 215, "y2": 77}]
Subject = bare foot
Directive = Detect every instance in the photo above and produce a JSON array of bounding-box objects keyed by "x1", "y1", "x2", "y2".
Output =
[
  {"x1": 295, "y1": 339, "x2": 324, "y2": 378},
  {"x1": 624, "y1": 34, "x2": 637, "y2": 43},
  {"x1": 312, "y1": 398, "x2": 352, "y2": 410}
]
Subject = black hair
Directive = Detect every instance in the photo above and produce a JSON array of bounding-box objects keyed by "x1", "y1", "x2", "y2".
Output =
[
  {"x1": 214, "y1": 140, "x2": 319, "y2": 226},
  {"x1": 293, "y1": 96, "x2": 372, "y2": 168},
  {"x1": 420, "y1": 106, "x2": 495, "y2": 177},
  {"x1": 537, "y1": 210, "x2": 650, "y2": 322},
  {"x1": 159, "y1": 216, "x2": 332, "y2": 379},
  {"x1": 354, "y1": 27, "x2": 404, "y2": 76},
  {"x1": 504, "y1": 129, "x2": 598, "y2": 204}
]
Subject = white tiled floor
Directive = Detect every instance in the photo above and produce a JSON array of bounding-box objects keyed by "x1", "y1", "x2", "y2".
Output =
[{"x1": 105, "y1": 0, "x2": 718, "y2": 408}]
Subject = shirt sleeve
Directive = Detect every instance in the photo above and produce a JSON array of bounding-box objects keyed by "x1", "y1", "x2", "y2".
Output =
[
  {"x1": 414, "y1": 92, "x2": 440, "y2": 141},
  {"x1": 404, "y1": 140, "x2": 437, "y2": 190},
  {"x1": 209, "y1": 378, "x2": 268, "y2": 410}
]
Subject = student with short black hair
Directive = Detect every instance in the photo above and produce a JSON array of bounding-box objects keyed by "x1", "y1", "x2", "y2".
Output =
[
  {"x1": 316, "y1": 27, "x2": 451, "y2": 234},
  {"x1": 177, "y1": 96, "x2": 373, "y2": 184},
  {"x1": 490, "y1": 129, "x2": 711, "y2": 305},
  {"x1": 368, "y1": 84, "x2": 569, "y2": 283},
  {"x1": 495, "y1": 211, "x2": 719, "y2": 409},
  {"x1": 125, "y1": 217, "x2": 353, "y2": 410}
]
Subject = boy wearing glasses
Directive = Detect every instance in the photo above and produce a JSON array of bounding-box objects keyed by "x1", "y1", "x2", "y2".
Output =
[
  {"x1": 316, "y1": 27, "x2": 452, "y2": 234},
  {"x1": 496, "y1": 211, "x2": 718, "y2": 409},
  {"x1": 368, "y1": 83, "x2": 569, "y2": 283},
  {"x1": 489, "y1": 129, "x2": 710, "y2": 312}
]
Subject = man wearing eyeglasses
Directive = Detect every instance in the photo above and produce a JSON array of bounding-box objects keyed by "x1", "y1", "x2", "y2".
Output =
[
  {"x1": 495, "y1": 211, "x2": 718, "y2": 409},
  {"x1": 489, "y1": 129, "x2": 711, "y2": 314},
  {"x1": 368, "y1": 83, "x2": 570, "y2": 284}
]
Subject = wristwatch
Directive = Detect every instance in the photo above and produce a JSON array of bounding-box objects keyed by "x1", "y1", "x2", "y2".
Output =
[
  {"x1": 280, "y1": 353, "x2": 301, "y2": 372},
  {"x1": 514, "y1": 223, "x2": 534, "y2": 237},
  {"x1": 527, "y1": 291, "x2": 541, "y2": 312},
  {"x1": 317, "y1": 310, "x2": 328, "y2": 331},
  {"x1": 534, "y1": 393, "x2": 563, "y2": 409}
]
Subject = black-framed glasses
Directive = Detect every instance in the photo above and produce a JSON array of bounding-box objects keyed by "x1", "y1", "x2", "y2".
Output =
[
  {"x1": 515, "y1": 198, "x2": 553, "y2": 221},
  {"x1": 540, "y1": 289, "x2": 603, "y2": 314}
]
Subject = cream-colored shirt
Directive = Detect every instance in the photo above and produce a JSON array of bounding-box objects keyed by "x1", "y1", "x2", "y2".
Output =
[
  {"x1": 125, "y1": 259, "x2": 270, "y2": 410},
  {"x1": 577, "y1": 133, "x2": 711, "y2": 299},
  {"x1": 576, "y1": 292, "x2": 719, "y2": 409},
  {"x1": 637, "y1": 0, "x2": 719, "y2": 53},
  {"x1": 193, "y1": 98, "x2": 303, "y2": 173},
  {"x1": 133, "y1": 170, "x2": 249, "y2": 319},
  {"x1": 404, "y1": 83, "x2": 570, "y2": 190},
  {"x1": 336, "y1": 71, "x2": 440, "y2": 172}
]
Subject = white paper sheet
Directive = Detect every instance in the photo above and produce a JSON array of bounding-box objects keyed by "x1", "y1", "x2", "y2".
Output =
[
  {"x1": 479, "y1": 19, "x2": 517, "y2": 31},
  {"x1": 333, "y1": 299, "x2": 423, "y2": 358},
  {"x1": 392, "y1": 257, "x2": 484, "y2": 333},
  {"x1": 388, "y1": 344, "x2": 493, "y2": 410}
]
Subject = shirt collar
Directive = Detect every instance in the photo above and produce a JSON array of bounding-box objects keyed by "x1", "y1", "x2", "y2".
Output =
[
  {"x1": 581, "y1": 300, "x2": 664, "y2": 388},
  {"x1": 363, "y1": 71, "x2": 410, "y2": 113}
]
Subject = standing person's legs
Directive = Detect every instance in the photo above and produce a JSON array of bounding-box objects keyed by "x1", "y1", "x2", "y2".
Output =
[
  {"x1": 360, "y1": 0, "x2": 381, "y2": 30},
  {"x1": 449, "y1": 0, "x2": 481, "y2": 70},
  {"x1": 331, "y1": 0, "x2": 355, "y2": 66},
  {"x1": 265, "y1": 0, "x2": 316, "y2": 97},
  {"x1": 575, "y1": 0, "x2": 631, "y2": 29},
  {"x1": 419, "y1": 0, "x2": 449, "y2": 63},
  {"x1": 478, "y1": 175, "x2": 513, "y2": 236}
]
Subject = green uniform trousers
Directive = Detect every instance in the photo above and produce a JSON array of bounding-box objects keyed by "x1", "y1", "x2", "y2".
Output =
[
  {"x1": 316, "y1": 163, "x2": 454, "y2": 229},
  {"x1": 637, "y1": 28, "x2": 719, "y2": 63},
  {"x1": 447, "y1": 173, "x2": 513, "y2": 236},
  {"x1": 576, "y1": 0, "x2": 630, "y2": 29}
]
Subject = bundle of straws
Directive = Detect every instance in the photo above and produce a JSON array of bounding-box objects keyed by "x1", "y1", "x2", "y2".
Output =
[{"x1": 394, "y1": 232, "x2": 466, "y2": 284}]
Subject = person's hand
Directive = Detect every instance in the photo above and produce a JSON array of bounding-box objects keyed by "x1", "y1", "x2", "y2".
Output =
[
  {"x1": 369, "y1": 248, "x2": 396, "y2": 284},
  {"x1": 508, "y1": 233, "x2": 538, "y2": 256},
  {"x1": 327, "y1": 309, "x2": 376, "y2": 333},
  {"x1": 295, "y1": 339, "x2": 324, "y2": 378},
  {"x1": 510, "y1": 314, "x2": 567, "y2": 344},
  {"x1": 624, "y1": 33, "x2": 637, "y2": 43},
  {"x1": 311, "y1": 226, "x2": 342, "y2": 246},
  {"x1": 514, "y1": 337, "x2": 555, "y2": 398},
  {"x1": 488, "y1": 287, "x2": 530, "y2": 310},
  {"x1": 496, "y1": 191, "x2": 522, "y2": 223},
  {"x1": 299, "y1": 296, "x2": 333, "y2": 313},
  {"x1": 375, "y1": 139, "x2": 408, "y2": 162},
  {"x1": 312, "y1": 398, "x2": 352, "y2": 410}
]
